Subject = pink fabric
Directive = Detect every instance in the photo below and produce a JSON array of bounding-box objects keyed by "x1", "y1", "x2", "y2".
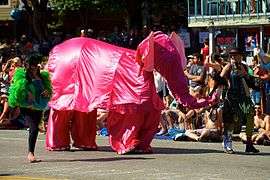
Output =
[
  {"x1": 170, "y1": 32, "x2": 187, "y2": 70},
  {"x1": 46, "y1": 109, "x2": 97, "y2": 150},
  {"x1": 107, "y1": 102, "x2": 160, "y2": 154},
  {"x1": 135, "y1": 32, "x2": 155, "y2": 72},
  {"x1": 46, "y1": 109, "x2": 72, "y2": 150},
  {"x1": 136, "y1": 32, "x2": 212, "y2": 109},
  {"x1": 47, "y1": 32, "x2": 214, "y2": 154},
  {"x1": 48, "y1": 37, "x2": 163, "y2": 113}
]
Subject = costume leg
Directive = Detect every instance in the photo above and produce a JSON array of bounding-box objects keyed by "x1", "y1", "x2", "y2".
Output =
[
  {"x1": 71, "y1": 110, "x2": 97, "y2": 150},
  {"x1": 46, "y1": 109, "x2": 72, "y2": 150},
  {"x1": 107, "y1": 111, "x2": 143, "y2": 154},
  {"x1": 136, "y1": 109, "x2": 160, "y2": 152}
]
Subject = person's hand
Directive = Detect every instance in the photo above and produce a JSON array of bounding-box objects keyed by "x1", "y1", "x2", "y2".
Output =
[
  {"x1": 28, "y1": 92, "x2": 34, "y2": 103},
  {"x1": 41, "y1": 90, "x2": 50, "y2": 97},
  {"x1": 184, "y1": 70, "x2": 189, "y2": 77},
  {"x1": 97, "y1": 112, "x2": 108, "y2": 122},
  {"x1": 240, "y1": 65, "x2": 248, "y2": 76},
  {"x1": 260, "y1": 72, "x2": 270, "y2": 80},
  {"x1": 208, "y1": 91, "x2": 220, "y2": 106}
]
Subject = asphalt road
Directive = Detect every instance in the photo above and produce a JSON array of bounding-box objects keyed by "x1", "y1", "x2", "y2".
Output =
[{"x1": 0, "y1": 130, "x2": 269, "y2": 180}]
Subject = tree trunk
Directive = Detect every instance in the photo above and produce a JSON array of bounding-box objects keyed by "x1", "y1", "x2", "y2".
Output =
[
  {"x1": 31, "y1": 0, "x2": 48, "y2": 42},
  {"x1": 125, "y1": 0, "x2": 143, "y2": 30}
]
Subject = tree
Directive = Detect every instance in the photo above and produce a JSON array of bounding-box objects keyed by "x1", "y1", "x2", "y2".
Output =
[
  {"x1": 50, "y1": 0, "x2": 127, "y2": 30},
  {"x1": 49, "y1": 0, "x2": 148, "y2": 30},
  {"x1": 21, "y1": 0, "x2": 49, "y2": 42}
]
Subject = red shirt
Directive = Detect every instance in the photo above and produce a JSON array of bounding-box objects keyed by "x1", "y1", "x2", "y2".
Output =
[{"x1": 201, "y1": 47, "x2": 209, "y2": 64}]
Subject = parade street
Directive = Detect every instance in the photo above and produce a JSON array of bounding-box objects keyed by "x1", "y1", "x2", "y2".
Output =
[{"x1": 0, "y1": 130, "x2": 269, "y2": 180}]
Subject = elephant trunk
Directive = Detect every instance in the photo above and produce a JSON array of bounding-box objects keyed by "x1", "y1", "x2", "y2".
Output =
[{"x1": 154, "y1": 44, "x2": 213, "y2": 109}]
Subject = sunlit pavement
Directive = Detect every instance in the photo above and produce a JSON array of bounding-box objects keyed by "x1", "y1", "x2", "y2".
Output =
[{"x1": 0, "y1": 130, "x2": 269, "y2": 180}]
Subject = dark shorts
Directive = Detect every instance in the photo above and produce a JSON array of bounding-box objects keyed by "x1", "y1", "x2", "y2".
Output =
[{"x1": 157, "y1": 86, "x2": 170, "y2": 99}]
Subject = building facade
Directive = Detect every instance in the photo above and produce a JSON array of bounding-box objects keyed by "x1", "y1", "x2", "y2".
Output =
[
  {"x1": 0, "y1": 0, "x2": 19, "y2": 38},
  {"x1": 187, "y1": 0, "x2": 270, "y2": 56}
]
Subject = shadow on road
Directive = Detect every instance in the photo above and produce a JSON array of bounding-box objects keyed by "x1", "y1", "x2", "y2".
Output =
[
  {"x1": 234, "y1": 151, "x2": 270, "y2": 156},
  {"x1": 47, "y1": 146, "x2": 270, "y2": 156},
  {"x1": 152, "y1": 147, "x2": 270, "y2": 156},
  {"x1": 153, "y1": 147, "x2": 224, "y2": 154},
  {"x1": 0, "y1": 173, "x2": 18, "y2": 176},
  {"x1": 42, "y1": 157, "x2": 154, "y2": 163}
]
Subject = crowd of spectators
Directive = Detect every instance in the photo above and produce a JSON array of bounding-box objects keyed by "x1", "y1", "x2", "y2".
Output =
[{"x1": 153, "y1": 39, "x2": 270, "y2": 146}]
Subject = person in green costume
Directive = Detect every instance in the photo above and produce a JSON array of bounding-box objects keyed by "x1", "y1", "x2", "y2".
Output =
[{"x1": 8, "y1": 54, "x2": 52, "y2": 162}]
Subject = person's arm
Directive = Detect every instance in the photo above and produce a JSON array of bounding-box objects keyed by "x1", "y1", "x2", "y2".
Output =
[
  {"x1": 0, "y1": 100, "x2": 8, "y2": 121},
  {"x1": 205, "y1": 62, "x2": 222, "y2": 72},
  {"x1": 220, "y1": 63, "x2": 231, "y2": 78},
  {"x1": 187, "y1": 67, "x2": 205, "y2": 82},
  {"x1": 2, "y1": 59, "x2": 12, "y2": 73}
]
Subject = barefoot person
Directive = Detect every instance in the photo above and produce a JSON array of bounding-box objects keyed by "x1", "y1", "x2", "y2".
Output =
[{"x1": 8, "y1": 54, "x2": 51, "y2": 162}]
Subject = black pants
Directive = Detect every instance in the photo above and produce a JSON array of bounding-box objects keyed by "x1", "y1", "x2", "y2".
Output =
[{"x1": 23, "y1": 108, "x2": 43, "y2": 153}]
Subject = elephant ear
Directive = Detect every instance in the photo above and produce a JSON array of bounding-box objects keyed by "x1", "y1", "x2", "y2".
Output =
[
  {"x1": 135, "y1": 31, "x2": 155, "y2": 72},
  {"x1": 170, "y1": 32, "x2": 187, "y2": 70}
]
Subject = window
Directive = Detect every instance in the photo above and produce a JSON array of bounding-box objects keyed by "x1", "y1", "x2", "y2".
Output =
[{"x1": 0, "y1": 0, "x2": 9, "y2": 6}]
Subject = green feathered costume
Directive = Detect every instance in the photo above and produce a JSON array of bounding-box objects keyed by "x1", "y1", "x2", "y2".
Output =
[{"x1": 8, "y1": 67, "x2": 52, "y2": 110}]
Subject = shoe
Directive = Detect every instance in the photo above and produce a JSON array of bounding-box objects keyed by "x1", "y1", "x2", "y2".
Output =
[
  {"x1": 156, "y1": 129, "x2": 167, "y2": 136},
  {"x1": 224, "y1": 147, "x2": 234, "y2": 154},
  {"x1": 245, "y1": 144, "x2": 260, "y2": 153},
  {"x1": 174, "y1": 133, "x2": 185, "y2": 141}
]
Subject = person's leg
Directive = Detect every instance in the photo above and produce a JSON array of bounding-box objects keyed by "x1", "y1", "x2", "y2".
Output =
[
  {"x1": 239, "y1": 132, "x2": 247, "y2": 142},
  {"x1": 27, "y1": 109, "x2": 43, "y2": 162},
  {"x1": 199, "y1": 129, "x2": 211, "y2": 141},
  {"x1": 71, "y1": 110, "x2": 97, "y2": 150},
  {"x1": 250, "y1": 0, "x2": 256, "y2": 13},
  {"x1": 0, "y1": 99, "x2": 8, "y2": 122},
  {"x1": 185, "y1": 130, "x2": 200, "y2": 141},
  {"x1": 157, "y1": 112, "x2": 168, "y2": 135},
  {"x1": 254, "y1": 132, "x2": 266, "y2": 144},
  {"x1": 45, "y1": 109, "x2": 72, "y2": 151},
  {"x1": 136, "y1": 109, "x2": 160, "y2": 153},
  {"x1": 265, "y1": 115, "x2": 270, "y2": 131},
  {"x1": 185, "y1": 110, "x2": 195, "y2": 130},
  {"x1": 244, "y1": 99, "x2": 259, "y2": 153},
  {"x1": 262, "y1": 0, "x2": 267, "y2": 13},
  {"x1": 223, "y1": 122, "x2": 235, "y2": 153},
  {"x1": 107, "y1": 111, "x2": 143, "y2": 154},
  {"x1": 165, "y1": 110, "x2": 177, "y2": 129}
]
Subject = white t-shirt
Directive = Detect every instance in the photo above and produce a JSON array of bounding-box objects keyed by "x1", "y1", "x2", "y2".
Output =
[{"x1": 154, "y1": 71, "x2": 166, "y2": 93}]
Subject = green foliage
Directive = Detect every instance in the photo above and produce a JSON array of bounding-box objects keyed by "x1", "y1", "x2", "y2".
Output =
[
  {"x1": 49, "y1": 0, "x2": 125, "y2": 15},
  {"x1": 238, "y1": 97, "x2": 255, "y2": 122}
]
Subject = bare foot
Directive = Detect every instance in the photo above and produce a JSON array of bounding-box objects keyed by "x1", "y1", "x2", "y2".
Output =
[{"x1": 27, "y1": 152, "x2": 41, "y2": 163}]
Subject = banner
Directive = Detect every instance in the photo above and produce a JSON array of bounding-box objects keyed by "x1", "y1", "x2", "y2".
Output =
[
  {"x1": 179, "y1": 32, "x2": 191, "y2": 48},
  {"x1": 199, "y1": 32, "x2": 209, "y2": 44}
]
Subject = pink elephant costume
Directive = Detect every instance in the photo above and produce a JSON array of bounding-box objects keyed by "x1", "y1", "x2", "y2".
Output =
[{"x1": 46, "y1": 31, "x2": 215, "y2": 154}]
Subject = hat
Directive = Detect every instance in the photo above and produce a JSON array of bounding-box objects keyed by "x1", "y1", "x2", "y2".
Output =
[
  {"x1": 229, "y1": 48, "x2": 244, "y2": 55},
  {"x1": 255, "y1": 104, "x2": 261, "y2": 108},
  {"x1": 187, "y1": 55, "x2": 194, "y2": 59},
  {"x1": 191, "y1": 86, "x2": 202, "y2": 92}
]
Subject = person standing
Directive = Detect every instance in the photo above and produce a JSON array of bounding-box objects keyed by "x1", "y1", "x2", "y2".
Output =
[
  {"x1": 8, "y1": 54, "x2": 51, "y2": 162},
  {"x1": 201, "y1": 39, "x2": 209, "y2": 65},
  {"x1": 220, "y1": 48, "x2": 259, "y2": 154}
]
